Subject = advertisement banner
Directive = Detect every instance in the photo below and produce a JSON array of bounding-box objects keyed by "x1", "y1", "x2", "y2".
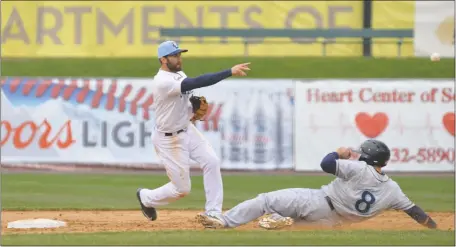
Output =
[
  {"x1": 1, "y1": 1, "x2": 362, "y2": 57},
  {"x1": 294, "y1": 79, "x2": 455, "y2": 172},
  {"x1": 1, "y1": 77, "x2": 294, "y2": 170},
  {"x1": 1, "y1": 77, "x2": 158, "y2": 165},
  {"x1": 414, "y1": 1, "x2": 455, "y2": 57},
  {"x1": 195, "y1": 79, "x2": 295, "y2": 170}
]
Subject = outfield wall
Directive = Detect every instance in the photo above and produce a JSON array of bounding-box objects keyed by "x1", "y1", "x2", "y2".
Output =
[{"x1": 1, "y1": 78, "x2": 454, "y2": 172}]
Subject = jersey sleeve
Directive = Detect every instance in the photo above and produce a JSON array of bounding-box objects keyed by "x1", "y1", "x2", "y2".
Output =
[
  {"x1": 389, "y1": 182, "x2": 415, "y2": 210},
  {"x1": 157, "y1": 75, "x2": 185, "y2": 97},
  {"x1": 335, "y1": 159, "x2": 365, "y2": 180}
]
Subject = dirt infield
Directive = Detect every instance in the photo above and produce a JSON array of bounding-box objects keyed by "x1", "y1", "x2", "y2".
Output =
[{"x1": 2, "y1": 210, "x2": 454, "y2": 235}]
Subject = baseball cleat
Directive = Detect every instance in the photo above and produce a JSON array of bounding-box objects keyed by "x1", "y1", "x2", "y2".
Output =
[
  {"x1": 195, "y1": 212, "x2": 226, "y2": 229},
  {"x1": 258, "y1": 215, "x2": 294, "y2": 230},
  {"x1": 136, "y1": 188, "x2": 157, "y2": 221}
]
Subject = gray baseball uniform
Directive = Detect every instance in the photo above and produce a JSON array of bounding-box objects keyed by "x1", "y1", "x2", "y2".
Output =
[{"x1": 222, "y1": 159, "x2": 415, "y2": 228}]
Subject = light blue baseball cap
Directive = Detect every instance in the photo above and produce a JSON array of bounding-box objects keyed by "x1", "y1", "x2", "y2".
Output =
[{"x1": 157, "y1": 40, "x2": 188, "y2": 58}]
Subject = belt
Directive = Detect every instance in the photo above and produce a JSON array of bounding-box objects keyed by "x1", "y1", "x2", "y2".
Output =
[
  {"x1": 325, "y1": 196, "x2": 335, "y2": 211},
  {"x1": 164, "y1": 129, "x2": 185, "y2": 136}
]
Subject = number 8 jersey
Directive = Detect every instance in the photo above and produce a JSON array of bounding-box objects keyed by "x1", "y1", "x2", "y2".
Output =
[{"x1": 320, "y1": 159, "x2": 415, "y2": 222}]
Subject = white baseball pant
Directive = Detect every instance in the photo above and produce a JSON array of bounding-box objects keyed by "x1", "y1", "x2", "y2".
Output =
[{"x1": 140, "y1": 123, "x2": 223, "y2": 214}]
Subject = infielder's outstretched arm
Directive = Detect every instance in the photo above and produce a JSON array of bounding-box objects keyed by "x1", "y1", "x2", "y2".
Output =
[
  {"x1": 404, "y1": 205, "x2": 437, "y2": 229},
  {"x1": 181, "y1": 69, "x2": 232, "y2": 92}
]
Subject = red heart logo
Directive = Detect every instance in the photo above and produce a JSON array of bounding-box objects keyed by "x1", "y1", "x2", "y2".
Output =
[
  {"x1": 355, "y1": 112, "x2": 389, "y2": 138},
  {"x1": 442, "y1": 112, "x2": 455, "y2": 136}
]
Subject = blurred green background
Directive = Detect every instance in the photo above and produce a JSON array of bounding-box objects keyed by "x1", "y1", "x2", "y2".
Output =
[{"x1": 2, "y1": 57, "x2": 454, "y2": 78}]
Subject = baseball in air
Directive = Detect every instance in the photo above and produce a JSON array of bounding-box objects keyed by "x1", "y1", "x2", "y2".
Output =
[{"x1": 430, "y1": 52, "x2": 440, "y2": 61}]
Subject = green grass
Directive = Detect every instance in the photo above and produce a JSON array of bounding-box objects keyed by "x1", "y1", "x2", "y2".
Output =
[
  {"x1": 2, "y1": 173, "x2": 454, "y2": 246},
  {"x1": 2, "y1": 230, "x2": 454, "y2": 245},
  {"x1": 2, "y1": 57, "x2": 454, "y2": 78},
  {"x1": 1, "y1": 173, "x2": 454, "y2": 211}
]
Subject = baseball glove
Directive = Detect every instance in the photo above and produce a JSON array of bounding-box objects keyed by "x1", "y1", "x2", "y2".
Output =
[{"x1": 190, "y1": 95, "x2": 209, "y2": 122}]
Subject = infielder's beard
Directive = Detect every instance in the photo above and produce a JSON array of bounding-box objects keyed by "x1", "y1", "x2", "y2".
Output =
[{"x1": 165, "y1": 59, "x2": 181, "y2": 72}]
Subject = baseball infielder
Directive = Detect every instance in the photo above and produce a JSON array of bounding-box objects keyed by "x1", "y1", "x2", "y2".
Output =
[
  {"x1": 136, "y1": 40, "x2": 250, "y2": 221},
  {"x1": 196, "y1": 139, "x2": 438, "y2": 230}
]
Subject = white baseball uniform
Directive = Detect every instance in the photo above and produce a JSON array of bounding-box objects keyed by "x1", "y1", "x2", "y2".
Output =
[
  {"x1": 221, "y1": 159, "x2": 415, "y2": 227},
  {"x1": 139, "y1": 69, "x2": 223, "y2": 214}
]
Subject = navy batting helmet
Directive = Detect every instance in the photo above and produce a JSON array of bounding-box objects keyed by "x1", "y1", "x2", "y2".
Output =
[{"x1": 352, "y1": 139, "x2": 391, "y2": 167}]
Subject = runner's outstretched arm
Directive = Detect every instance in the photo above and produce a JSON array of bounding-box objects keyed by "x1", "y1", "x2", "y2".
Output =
[{"x1": 404, "y1": 205, "x2": 437, "y2": 229}]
